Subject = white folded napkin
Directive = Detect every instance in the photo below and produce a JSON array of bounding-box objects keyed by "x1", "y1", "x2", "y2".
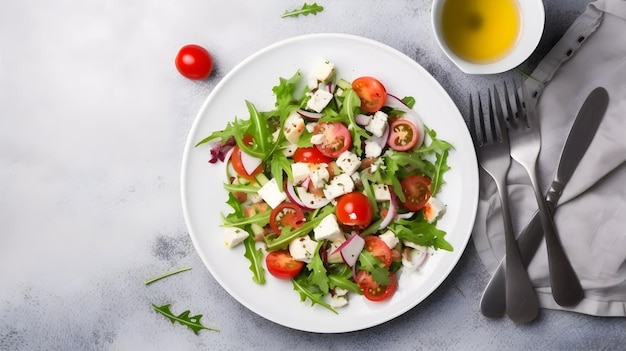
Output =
[{"x1": 473, "y1": 0, "x2": 626, "y2": 316}]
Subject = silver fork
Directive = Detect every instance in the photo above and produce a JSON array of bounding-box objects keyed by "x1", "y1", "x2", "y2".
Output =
[
  {"x1": 505, "y1": 80, "x2": 584, "y2": 307},
  {"x1": 469, "y1": 87, "x2": 539, "y2": 324}
]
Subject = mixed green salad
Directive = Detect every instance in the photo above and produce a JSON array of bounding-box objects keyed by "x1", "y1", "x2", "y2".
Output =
[{"x1": 196, "y1": 59, "x2": 454, "y2": 313}]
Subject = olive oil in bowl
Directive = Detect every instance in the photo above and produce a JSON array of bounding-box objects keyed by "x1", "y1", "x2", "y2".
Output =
[{"x1": 441, "y1": 0, "x2": 520, "y2": 63}]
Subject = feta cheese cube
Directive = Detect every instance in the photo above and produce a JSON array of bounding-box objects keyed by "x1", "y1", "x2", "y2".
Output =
[
  {"x1": 364, "y1": 140, "x2": 383, "y2": 158},
  {"x1": 326, "y1": 239, "x2": 346, "y2": 264},
  {"x1": 307, "y1": 77, "x2": 318, "y2": 90},
  {"x1": 313, "y1": 214, "x2": 344, "y2": 241},
  {"x1": 310, "y1": 134, "x2": 325, "y2": 145},
  {"x1": 283, "y1": 111, "x2": 305, "y2": 144},
  {"x1": 289, "y1": 235, "x2": 318, "y2": 263},
  {"x1": 373, "y1": 184, "x2": 391, "y2": 202},
  {"x1": 223, "y1": 227, "x2": 249, "y2": 248},
  {"x1": 313, "y1": 59, "x2": 335, "y2": 82},
  {"x1": 291, "y1": 162, "x2": 310, "y2": 184},
  {"x1": 424, "y1": 197, "x2": 447, "y2": 223},
  {"x1": 257, "y1": 178, "x2": 286, "y2": 208},
  {"x1": 310, "y1": 164, "x2": 330, "y2": 188},
  {"x1": 402, "y1": 244, "x2": 429, "y2": 271},
  {"x1": 379, "y1": 230, "x2": 399, "y2": 249},
  {"x1": 282, "y1": 143, "x2": 298, "y2": 157},
  {"x1": 336, "y1": 151, "x2": 361, "y2": 176},
  {"x1": 323, "y1": 173, "x2": 355, "y2": 200},
  {"x1": 306, "y1": 89, "x2": 333, "y2": 113},
  {"x1": 305, "y1": 122, "x2": 317, "y2": 133},
  {"x1": 365, "y1": 111, "x2": 389, "y2": 137},
  {"x1": 330, "y1": 294, "x2": 348, "y2": 308}
]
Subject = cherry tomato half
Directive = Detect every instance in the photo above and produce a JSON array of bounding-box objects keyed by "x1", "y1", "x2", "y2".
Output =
[
  {"x1": 269, "y1": 202, "x2": 306, "y2": 235},
  {"x1": 352, "y1": 76, "x2": 387, "y2": 113},
  {"x1": 364, "y1": 236, "x2": 393, "y2": 268},
  {"x1": 231, "y1": 145, "x2": 263, "y2": 180},
  {"x1": 175, "y1": 44, "x2": 214, "y2": 80},
  {"x1": 265, "y1": 250, "x2": 305, "y2": 279},
  {"x1": 388, "y1": 118, "x2": 419, "y2": 151},
  {"x1": 313, "y1": 122, "x2": 352, "y2": 158},
  {"x1": 335, "y1": 192, "x2": 374, "y2": 227},
  {"x1": 293, "y1": 147, "x2": 332, "y2": 164},
  {"x1": 400, "y1": 174, "x2": 432, "y2": 211},
  {"x1": 355, "y1": 269, "x2": 397, "y2": 302}
]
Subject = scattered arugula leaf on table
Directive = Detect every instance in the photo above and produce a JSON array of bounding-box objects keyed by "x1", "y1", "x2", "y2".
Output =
[
  {"x1": 281, "y1": 3, "x2": 324, "y2": 18},
  {"x1": 144, "y1": 266, "x2": 192, "y2": 285},
  {"x1": 152, "y1": 304, "x2": 220, "y2": 334}
]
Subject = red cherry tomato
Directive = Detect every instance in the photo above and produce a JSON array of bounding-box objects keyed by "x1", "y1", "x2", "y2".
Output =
[
  {"x1": 269, "y1": 202, "x2": 306, "y2": 235},
  {"x1": 355, "y1": 269, "x2": 397, "y2": 302},
  {"x1": 364, "y1": 236, "x2": 393, "y2": 268},
  {"x1": 265, "y1": 250, "x2": 305, "y2": 279},
  {"x1": 352, "y1": 76, "x2": 387, "y2": 113},
  {"x1": 388, "y1": 118, "x2": 419, "y2": 151},
  {"x1": 230, "y1": 135, "x2": 263, "y2": 180},
  {"x1": 313, "y1": 122, "x2": 352, "y2": 158},
  {"x1": 175, "y1": 44, "x2": 214, "y2": 80},
  {"x1": 293, "y1": 147, "x2": 332, "y2": 164},
  {"x1": 335, "y1": 192, "x2": 374, "y2": 227},
  {"x1": 231, "y1": 145, "x2": 263, "y2": 180},
  {"x1": 400, "y1": 174, "x2": 432, "y2": 211}
]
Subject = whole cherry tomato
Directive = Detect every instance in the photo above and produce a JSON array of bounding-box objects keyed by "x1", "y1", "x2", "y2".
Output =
[{"x1": 175, "y1": 44, "x2": 214, "y2": 80}]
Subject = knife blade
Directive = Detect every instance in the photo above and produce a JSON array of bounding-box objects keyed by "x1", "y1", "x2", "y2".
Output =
[{"x1": 480, "y1": 87, "x2": 610, "y2": 318}]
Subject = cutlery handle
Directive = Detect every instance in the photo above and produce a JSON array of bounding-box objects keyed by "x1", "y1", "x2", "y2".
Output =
[
  {"x1": 480, "y1": 183, "x2": 561, "y2": 317},
  {"x1": 494, "y1": 176, "x2": 539, "y2": 324},
  {"x1": 532, "y1": 179, "x2": 585, "y2": 307},
  {"x1": 538, "y1": 186, "x2": 584, "y2": 306}
]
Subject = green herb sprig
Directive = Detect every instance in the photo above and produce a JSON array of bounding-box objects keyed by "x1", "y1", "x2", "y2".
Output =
[
  {"x1": 152, "y1": 304, "x2": 220, "y2": 334},
  {"x1": 282, "y1": 3, "x2": 324, "y2": 18}
]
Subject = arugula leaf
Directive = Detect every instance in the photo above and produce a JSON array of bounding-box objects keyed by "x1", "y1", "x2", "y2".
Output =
[
  {"x1": 195, "y1": 118, "x2": 251, "y2": 147},
  {"x1": 272, "y1": 71, "x2": 302, "y2": 119},
  {"x1": 339, "y1": 89, "x2": 370, "y2": 155},
  {"x1": 429, "y1": 149, "x2": 450, "y2": 196},
  {"x1": 358, "y1": 251, "x2": 391, "y2": 285},
  {"x1": 221, "y1": 209, "x2": 270, "y2": 227},
  {"x1": 306, "y1": 242, "x2": 330, "y2": 294},
  {"x1": 281, "y1": 3, "x2": 324, "y2": 18},
  {"x1": 244, "y1": 234, "x2": 266, "y2": 284},
  {"x1": 152, "y1": 304, "x2": 219, "y2": 334},
  {"x1": 264, "y1": 206, "x2": 334, "y2": 250},
  {"x1": 391, "y1": 218, "x2": 453, "y2": 251},
  {"x1": 328, "y1": 274, "x2": 361, "y2": 294},
  {"x1": 269, "y1": 151, "x2": 293, "y2": 191},
  {"x1": 144, "y1": 267, "x2": 191, "y2": 285},
  {"x1": 402, "y1": 96, "x2": 416, "y2": 108},
  {"x1": 292, "y1": 275, "x2": 337, "y2": 314}
]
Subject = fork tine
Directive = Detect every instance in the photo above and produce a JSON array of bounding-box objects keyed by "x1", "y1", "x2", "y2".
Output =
[
  {"x1": 492, "y1": 84, "x2": 509, "y2": 143},
  {"x1": 487, "y1": 88, "x2": 500, "y2": 143},
  {"x1": 478, "y1": 92, "x2": 488, "y2": 143},
  {"x1": 469, "y1": 93, "x2": 477, "y2": 145},
  {"x1": 512, "y1": 79, "x2": 528, "y2": 128},
  {"x1": 503, "y1": 80, "x2": 517, "y2": 129}
]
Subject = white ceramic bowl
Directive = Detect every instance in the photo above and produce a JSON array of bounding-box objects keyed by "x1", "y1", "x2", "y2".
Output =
[{"x1": 431, "y1": 0, "x2": 545, "y2": 75}]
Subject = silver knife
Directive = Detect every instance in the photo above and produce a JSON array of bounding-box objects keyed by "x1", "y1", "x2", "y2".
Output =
[{"x1": 480, "y1": 87, "x2": 610, "y2": 318}]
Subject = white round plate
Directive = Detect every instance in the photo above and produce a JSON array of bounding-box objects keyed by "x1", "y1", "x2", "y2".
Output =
[{"x1": 181, "y1": 33, "x2": 479, "y2": 333}]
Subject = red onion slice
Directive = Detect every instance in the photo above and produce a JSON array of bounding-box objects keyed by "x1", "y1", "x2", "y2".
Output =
[
  {"x1": 330, "y1": 234, "x2": 365, "y2": 267},
  {"x1": 297, "y1": 109, "x2": 323, "y2": 120},
  {"x1": 378, "y1": 190, "x2": 399, "y2": 230},
  {"x1": 285, "y1": 179, "x2": 312, "y2": 210},
  {"x1": 239, "y1": 150, "x2": 263, "y2": 175},
  {"x1": 355, "y1": 114, "x2": 371, "y2": 126}
]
